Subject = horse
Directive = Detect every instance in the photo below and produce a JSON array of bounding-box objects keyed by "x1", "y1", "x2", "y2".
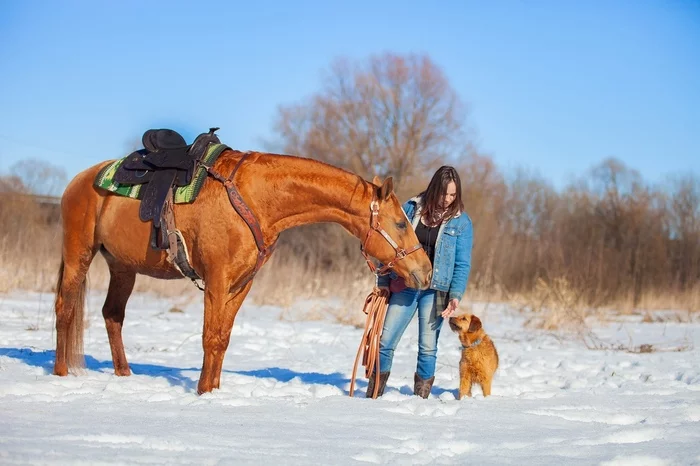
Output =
[{"x1": 52, "y1": 146, "x2": 433, "y2": 394}]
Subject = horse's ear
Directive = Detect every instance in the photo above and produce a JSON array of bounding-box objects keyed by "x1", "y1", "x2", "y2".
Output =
[
  {"x1": 372, "y1": 175, "x2": 382, "y2": 186},
  {"x1": 379, "y1": 177, "x2": 394, "y2": 201}
]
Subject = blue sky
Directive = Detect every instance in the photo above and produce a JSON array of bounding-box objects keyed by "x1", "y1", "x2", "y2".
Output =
[{"x1": 0, "y1": 0, "x2": 698, "y2": 192}]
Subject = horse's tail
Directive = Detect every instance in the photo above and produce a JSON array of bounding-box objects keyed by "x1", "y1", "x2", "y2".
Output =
[{"x1": 54, "y1": 257, "x2": 87, "y2": 371}]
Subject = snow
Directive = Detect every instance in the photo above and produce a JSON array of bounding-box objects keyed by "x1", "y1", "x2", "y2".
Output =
[{"x1": 1, "y1": 290, "x2": 699, "y2": 465}]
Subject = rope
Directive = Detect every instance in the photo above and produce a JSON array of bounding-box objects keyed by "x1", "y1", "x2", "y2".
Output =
[{"x1": 349, "y1": 287, "x2": 391, "y2": 398}]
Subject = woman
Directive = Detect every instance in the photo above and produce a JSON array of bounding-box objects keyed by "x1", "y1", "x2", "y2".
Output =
[{"x1": 368, "y1": 165, "x2": 473, "y2": 399}]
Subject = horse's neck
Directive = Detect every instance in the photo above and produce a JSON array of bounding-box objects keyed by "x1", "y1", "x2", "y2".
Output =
[{"x1": 254, "y1": 155, "x2": 372, "y2": 239}]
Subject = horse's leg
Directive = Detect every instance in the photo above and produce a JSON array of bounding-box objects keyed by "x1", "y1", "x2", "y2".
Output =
[
  {"x1": 102, "y1": 262, "x2": 136, "y2": 376},
  {"x1": 197, "y1": 279, "x2": 253, "y2": 394},
  {"x1": 53, "y1": 232, "x2": 97, "y2": 376}
]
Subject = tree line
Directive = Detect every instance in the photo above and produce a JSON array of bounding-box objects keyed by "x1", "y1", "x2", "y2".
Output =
[
  {"x1": 266, "y1": 52, "x2": 699, "y2": 311},
  {"x1": 1, "y1": 52, "x2": 697, "y2": 311}
]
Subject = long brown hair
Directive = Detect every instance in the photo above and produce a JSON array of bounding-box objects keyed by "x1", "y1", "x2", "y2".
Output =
[{"x1": 419, "y1": 165, "x2": 464, "y2": 226}]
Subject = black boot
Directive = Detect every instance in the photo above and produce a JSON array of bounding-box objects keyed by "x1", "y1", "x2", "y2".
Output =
[
  {"x1": 366, "y1": 371, "x2": 390, "y2": 398},
  {"x1": 413, "y1": 373, "x2": 435, "y2": 399}
]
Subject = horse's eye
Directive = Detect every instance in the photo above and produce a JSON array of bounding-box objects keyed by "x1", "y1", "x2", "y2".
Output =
[{"x1": 396, "y1": 221, "x2": 407, "y2": 230}]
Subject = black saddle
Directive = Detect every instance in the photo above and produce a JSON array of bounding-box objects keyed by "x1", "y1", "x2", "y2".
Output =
[
  {"x1": 143, "y1": 128, "x2": 188, "y2": 152},
  {"x1": 113, "y1": 127, "x2": 221, "y2": 250}
]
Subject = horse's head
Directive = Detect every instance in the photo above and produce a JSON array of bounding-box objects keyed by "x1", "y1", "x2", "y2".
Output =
[{"x1": 361, "y1": 176, "x2": 433, "y2": 290}]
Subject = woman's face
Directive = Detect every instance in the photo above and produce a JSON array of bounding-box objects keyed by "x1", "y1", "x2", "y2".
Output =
[{"x1": 440, "y1": 181, "x2": 457, "y2": 209}]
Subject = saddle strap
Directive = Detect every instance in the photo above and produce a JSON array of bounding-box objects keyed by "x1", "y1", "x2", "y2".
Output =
[
  {"x1": 224, "y1": 183, "x2": 278, "y2": 292},
  {"x1": 163, "y1": 188, "x2": 205, "y2": 290},
  {"x1": 207, "y1": 152, "x2": 278, "y2": 294},
  {"x1": 139, "y1": 169, "x2": 177, "y2": 225},
  {"x1": 224, "y1": 155, "x2": 267, "y2": 254},
  {"x1": 349, "y1": 287, "x2": 390, "y2": 398}
]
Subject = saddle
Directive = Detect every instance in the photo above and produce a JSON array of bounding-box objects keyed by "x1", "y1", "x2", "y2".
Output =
[{"x1": 113, "y1": 127, "x2": 221, "y2": 251}]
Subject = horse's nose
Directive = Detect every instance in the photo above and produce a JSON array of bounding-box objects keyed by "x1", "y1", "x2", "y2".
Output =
[{"x1": 426, "y1": 270, "x2": 433, "y2": 284}]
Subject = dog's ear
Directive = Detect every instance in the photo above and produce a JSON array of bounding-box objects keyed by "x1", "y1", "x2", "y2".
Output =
[{"x1": 468, "y1": 315, "x2": 482, "y2": 333}]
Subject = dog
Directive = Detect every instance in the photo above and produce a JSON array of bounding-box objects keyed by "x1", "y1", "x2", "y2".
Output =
[{"x1": 448, "y1": 313, "x2": 499, "y2": 399}]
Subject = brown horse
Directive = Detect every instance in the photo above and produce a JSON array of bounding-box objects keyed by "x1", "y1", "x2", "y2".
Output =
[{"x1": 53, "y1": 148, "x2": 432, "y2": 394}]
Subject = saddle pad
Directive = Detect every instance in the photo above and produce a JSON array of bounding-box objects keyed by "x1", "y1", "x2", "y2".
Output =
[{"x1": 94, "y1": 143, "x2": 230, "y2": 204}]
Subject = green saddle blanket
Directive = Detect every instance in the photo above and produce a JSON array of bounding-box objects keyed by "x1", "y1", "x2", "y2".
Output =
[{"x1": 94, "y1": 143, "x2": 230, "y2": 203}]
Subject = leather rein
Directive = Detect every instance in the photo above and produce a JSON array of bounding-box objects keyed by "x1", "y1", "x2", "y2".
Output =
[
  {"x1": 351, "y1": 195, "x2": 423, "y2": 399},
  {"x1": 207, "y1": 150, "x2": 422, "y2": 294},
  {"x1": 207, "y1": 151, "x2": 423, "y2": 399}
]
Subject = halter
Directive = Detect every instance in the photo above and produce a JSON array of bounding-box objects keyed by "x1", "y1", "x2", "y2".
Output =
[
  {"x1": 360, "y1": 194, "x2": 423, "y2": 277},
  {"x1": 350, "y1": 194, "x2": 423, "y2": 399}
]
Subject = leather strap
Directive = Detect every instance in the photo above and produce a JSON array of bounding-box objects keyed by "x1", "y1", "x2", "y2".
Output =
[
  {"x1": 207, "y1": 152, "x2": 278, "y2": 294},
  {"x1": 163, "y1": 188, "x2": 205, "y2": 290},
  {"x1": 360, "y1": 197, "x2": 423, "y2": 276},
  {"x1": 349, "y1": 286, "x2": 391, "y2": 398}
]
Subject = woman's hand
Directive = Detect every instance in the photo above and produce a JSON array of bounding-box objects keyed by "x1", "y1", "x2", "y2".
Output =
[{"x1": 441, "y1": 298, "x2": 460, "y2": 318}]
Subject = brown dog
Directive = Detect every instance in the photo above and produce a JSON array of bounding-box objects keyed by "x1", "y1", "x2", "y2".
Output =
[{"x1": 448, "y1": 314, "x2": 499, "y2": 399}]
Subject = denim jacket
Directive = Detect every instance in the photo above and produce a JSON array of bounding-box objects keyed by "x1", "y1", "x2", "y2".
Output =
[{"x1": 377, "y1": 196, "x2": 474, "y2": 302}]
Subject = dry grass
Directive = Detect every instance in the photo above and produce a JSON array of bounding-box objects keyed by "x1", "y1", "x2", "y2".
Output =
[
  {"x1": 1, "y1": 193, "x2": 699, "y2": 331},
  {"x1": 249, "y1": 227, "x2": 377, "y2": 328},
  {"x1": 611, "y1": 286, "x2": 700, "y2": 315},
  {"x1": 581, "y1": 329, "x2": 694, "y2": 354},
  {"x1": 512, "y1": 277, "x2": 601, "y2": 331}
]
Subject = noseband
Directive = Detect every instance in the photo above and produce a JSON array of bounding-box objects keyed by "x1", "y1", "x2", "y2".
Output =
[{"x1": 360, "y1": 196, "x2": 423, "y2": 276}]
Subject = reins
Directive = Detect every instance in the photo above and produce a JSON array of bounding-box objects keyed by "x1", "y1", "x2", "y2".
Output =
[
  {"x1": 349, "y1": 286, "x2": 390, "y2": 398},
  {"x1": 349, "y1": 192, "x2": 423, "y2": 399},
  {"x1": 206, "y1": 155, "x2": 420, "y2": 399}
]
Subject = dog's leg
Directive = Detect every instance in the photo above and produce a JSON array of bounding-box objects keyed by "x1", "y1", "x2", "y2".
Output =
[
  {"x1": 482, "y1": 378, "x2": 492, "y2": 397},
  {"x1": 459, "y1": 371, "x2": 472, "y2": 399}
]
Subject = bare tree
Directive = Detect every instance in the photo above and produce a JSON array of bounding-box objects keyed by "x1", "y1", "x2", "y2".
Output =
[
  {"x1": 0, "y1": 175, "x2": 29, "y2": 194},
  {"x1": 667, "y1": 173, "x2": 700, "y2": 289},
  {"x1": 9, "y1": 159, "x2": 67, "y2": 197},
  {"x1": 270, "y1": 52, "x2": 471, "y2": 182},
  {"x1": 256, "y1": 54, "x2": 700, "y2": 312}
]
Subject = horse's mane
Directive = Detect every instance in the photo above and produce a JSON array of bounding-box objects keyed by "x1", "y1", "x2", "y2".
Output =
[{"x1": 219, "y1": 149, "x2": 376, "y2": 198}]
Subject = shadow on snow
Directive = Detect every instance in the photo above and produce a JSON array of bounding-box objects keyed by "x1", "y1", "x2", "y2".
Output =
[
  {"x1": 0, "y1": 347, "x2": 458, "y2": 398},
  {"x1": 0, "y1": 347, "x2": 367, "y2": 395}
]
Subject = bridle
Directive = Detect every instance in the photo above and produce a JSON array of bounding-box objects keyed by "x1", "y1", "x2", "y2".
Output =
[
  {"x1": 350, "y1": 193, "x2": 424, "y2": 398},
  {"x1": 209, "y1": 159, "x2": 421, "y2": 399},
  {"x1": 359, "y1": 194, "x2": 423, "y2": 277},
  {"x1": 209, "y1": 154, "x2": 420, "y2": 293}
]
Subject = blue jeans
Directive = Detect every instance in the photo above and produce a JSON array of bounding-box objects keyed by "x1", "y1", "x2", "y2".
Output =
[{"x1": 378, "y1": 288, "x2": 444, "y2": 379}]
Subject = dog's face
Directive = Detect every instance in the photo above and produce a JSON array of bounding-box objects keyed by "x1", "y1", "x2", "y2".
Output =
[{"x1": 449, "y1": 314, "x2": 483, "y2": 345}]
